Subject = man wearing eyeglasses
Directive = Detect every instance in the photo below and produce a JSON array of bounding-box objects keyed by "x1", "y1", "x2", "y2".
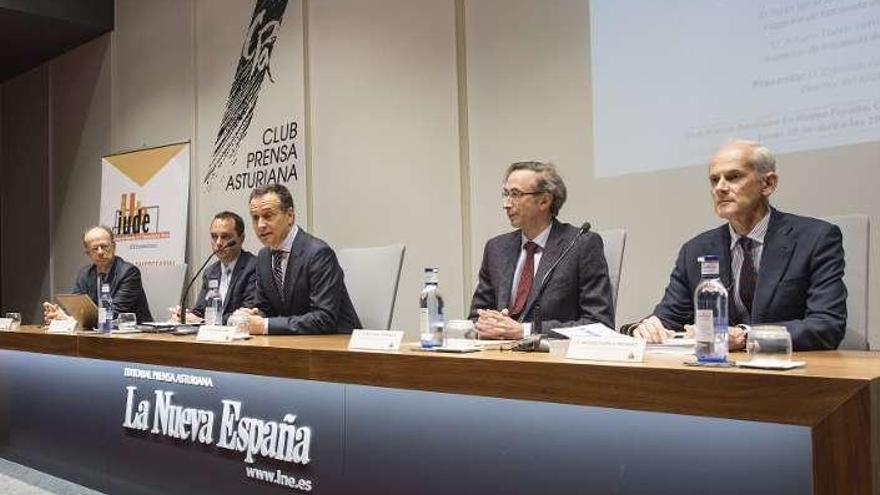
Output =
[
  {"x1": 42, "y1": 225, "x2": 152, "y2": 324},
  {"x1": 469, "y1": 161, "x2": 614, "y2": 339}
]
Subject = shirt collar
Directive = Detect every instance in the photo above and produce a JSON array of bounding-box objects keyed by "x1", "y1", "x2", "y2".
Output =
[
  {"x1": 729, "y1": 209, "x2": 771, "y2": 250},
  {"x1": 521, "y1": 223, "x2": 552, "y2": 250},
  {"x1": 276, "y1": 224, "x2": 299, "y2": 253}
]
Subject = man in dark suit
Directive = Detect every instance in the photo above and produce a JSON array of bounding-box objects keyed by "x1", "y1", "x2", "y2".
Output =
[
  {"x1": 237, "y1": 183, "x2": 361, "y2": 335},
  {"x1": 629, "y1": 140, "x2": 846, "y2": 351},
  {"x1": 469, "y1": 161, "x2": 614, "y2": 339},
  {"x1": 173, "y1": 211, "x2": 257, "y2": 325},
  {"x1": 43, "y1": 226, "x2": 152, "y2": 324}
]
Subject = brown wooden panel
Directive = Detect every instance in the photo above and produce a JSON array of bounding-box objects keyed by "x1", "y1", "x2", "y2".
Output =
[
  {"x1": 75, "y1": 333, "x2": 312, "y2": 379},
  {"x1": 2, "y1": 327, "x2": 879, "y2": 431},
  {"x1": 812, "y1": 386, "x2": 874, "y2": 495},
  {"x1": 0, "y1": 327, "x2": 77, "y2": 356}
]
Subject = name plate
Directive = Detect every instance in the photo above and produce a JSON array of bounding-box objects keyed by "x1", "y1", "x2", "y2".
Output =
[
  {"x1": 348, "y1": 330, "x2": 404, "y2": 351},
  {"x1": 566, "y1": 336, "x2": 646, "y2": 363},
  {"x1": 0, "y1": 318, "x2": 13, "y2": 331},
  {"x1": 196, "y1": 325, "x2": 237, "y2": 342},
  {"x1": 47, "y1": 319, "x2": 77, "y2": 334}
]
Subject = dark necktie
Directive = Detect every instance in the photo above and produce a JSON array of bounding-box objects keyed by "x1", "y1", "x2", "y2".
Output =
[
  {"x1": 738, "y1": 237, "x2": 757, "y2": 317},
  {"x1": 511, "y1": 241, "x2": 539, "y2": 318},
  {"x1": 272, "y1": 250, "x2": 286, "y2": 291}
]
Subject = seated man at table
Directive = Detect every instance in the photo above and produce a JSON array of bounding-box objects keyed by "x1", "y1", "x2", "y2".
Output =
[
  {"x1": 43, "y1": 225, "x2": 153, "y2": 324},
  {"x1": 235, "y1": 183, "x2": 361, "y2": 335},
  {"x1": 170, "y1": 211, "x2": 257, "y2": 324},
  {"x1": 625, "y1": 140, "x2": 846, "y2": 351},
  {"x1": 469, "y1": 161, "x2": 615, "y2": 339}
]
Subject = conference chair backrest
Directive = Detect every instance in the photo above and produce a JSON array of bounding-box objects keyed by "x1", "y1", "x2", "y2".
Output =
[
  {"x1": 823, "y1": 214, "x2": 870, "y2": 350},
  {"x1": 337, "y1": 244, "x2": 406, "y2": 331},
  {"x1": 597, "y1": 229, "x2": 626, "y2": 313},
  {"x1": 141, "y1": 263, "x2": 187, "y2": 323}
]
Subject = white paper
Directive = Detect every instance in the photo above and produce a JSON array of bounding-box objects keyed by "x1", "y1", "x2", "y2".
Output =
[
  {"x1": 554, "y1": 323, "x2": 630, "y2": 340},
  {"x1": 737, "y1": 360, "x2": 806, "y2": 370},
  {"x1": 0, "y1": 318, "x2": 12, "y2": 331},
  {"x1": 348, "y1": 330, "x2": 404, "y2": 351}
]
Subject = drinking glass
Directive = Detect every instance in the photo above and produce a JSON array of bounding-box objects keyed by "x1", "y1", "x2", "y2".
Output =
[{"x1": 5, "y1": 312, "x2": 21, "y2": 331}]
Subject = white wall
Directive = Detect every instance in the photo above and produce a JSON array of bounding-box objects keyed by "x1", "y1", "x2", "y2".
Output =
[
  {"x1": 19, "y1": 0, "x2": 878, "y2": 343},
  {"x1": 308, "y1": 0, "x2": 464, "y2": 334}
]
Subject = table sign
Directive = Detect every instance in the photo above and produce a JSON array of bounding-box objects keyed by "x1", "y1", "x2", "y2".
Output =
[
  {"x1": 196, "y1": 325, "x2": 238, "y2": 342},
  {"x1": 47, "y1": 319, "x2": 77, "y2": 334},
  {"x1": 348, "y1": 330, "x2": 404, "y2": 351},
  {"x1": 566, "y1": 336, "x2": 646, "y2": 363}
]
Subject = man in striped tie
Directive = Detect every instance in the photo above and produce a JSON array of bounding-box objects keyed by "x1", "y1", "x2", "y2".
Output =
[
  {"x1": 236, "y1": 183, "x2": 361, "y2": 335},
  {"x1": 628, "y1": 140, "x2": 847, "y2": 351},
  {"x1": 468, "y1": 161, "x2": 615, "y2": 340}
]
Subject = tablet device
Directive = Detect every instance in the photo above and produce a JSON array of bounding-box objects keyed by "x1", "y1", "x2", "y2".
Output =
[{"x1": 55, "y1": 293, "x2": 98, "y2": 330}]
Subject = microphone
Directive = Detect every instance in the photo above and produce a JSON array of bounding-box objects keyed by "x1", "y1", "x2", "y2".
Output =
[
  {"x1": 177, "y1": 239, "x2": 238, "y2": 325},
  {"x1": 513, "y1": 222, "x2": 591, "y2": 352}
]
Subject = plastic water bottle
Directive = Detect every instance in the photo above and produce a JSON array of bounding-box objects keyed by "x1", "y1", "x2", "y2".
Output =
[
  {"x1": 98, "y1": 283, "x2": 114, "y2": 333},
  {"x1": 204, "y1": 279, "x2": 221, "y2": 325},
  {"x1": 694, "y1": 255, "x2": 728, "y2": 363},
  {"x1": 419, "y1": 268, "x2": 445, "y2": 348}
]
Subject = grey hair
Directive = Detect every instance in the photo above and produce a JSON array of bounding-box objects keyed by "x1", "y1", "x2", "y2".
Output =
[
  {"x1": 82, "y1": 225, "x2": 115, "y2": 246},
  {"x1": 727, "y1": 139, "x2": 776, "y2": 174},
  {"x1": 504, "y1": 161, "x2": 567, "y2": 217}
]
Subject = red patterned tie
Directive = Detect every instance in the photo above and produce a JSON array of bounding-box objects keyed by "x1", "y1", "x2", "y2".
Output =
[{"x1": 511, "y1": 241, "x2": 539, "y2": 318}]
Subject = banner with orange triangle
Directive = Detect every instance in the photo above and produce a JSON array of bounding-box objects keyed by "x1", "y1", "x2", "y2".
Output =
[{"x1": 100, "y1": 142, "x2": 190, "y2": 267}]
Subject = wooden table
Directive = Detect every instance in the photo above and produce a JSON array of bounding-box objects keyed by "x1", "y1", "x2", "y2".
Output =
[{"x1": 1, "y1": 326, "x2": 878, "y2": 494}]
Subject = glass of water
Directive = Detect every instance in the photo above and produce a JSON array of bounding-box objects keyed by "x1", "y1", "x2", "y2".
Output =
[
  {"x1": 117, "y1": 313, "x2": 137, "y2": 331},
  {"x1": 746, "y1": 326, "x2": 792, "y2": 363},
  {"x1": 5, "y1": 312, "x2": 21, "y2": 331},
  {"x1": 444, "y1": 319, "x2": 477, "y2": 350}
]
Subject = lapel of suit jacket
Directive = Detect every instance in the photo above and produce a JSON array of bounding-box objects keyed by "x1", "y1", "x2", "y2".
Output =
[
  {"x1": 497, "y1": 232, "x2": 522, "y2": 310},
  {"x1": 102, "y1": 257, "x2": 121, "y2": 297},
  {"x1": 225, "y1": 252, "x2": 249, "y2": 303},
  {"x1": 284, "y1": 230, "x2": 309, "y2": 303},
  {"x1": 520, "y1": 220, "x2": 565, "y2": 319},
  {"x1": 752, "y1": 209, "x2": 794, "y2": 319}
]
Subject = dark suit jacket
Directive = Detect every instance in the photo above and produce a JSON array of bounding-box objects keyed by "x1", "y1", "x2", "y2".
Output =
[
  {"x1": 652, "y1": 208, "x2": 847, "y2": 350},
  {"x1": 73, "y1": 256, "x2": 153, "y2": 323},
  {"x1": 253, "y1": 229, "x2": 361, "y2": 334},
  {"x1": 191, "y1": 250, "x2": 257, "y2": 324},
  {"x1": 469, "y1": 220, "x2": 615, "y2": 334}
]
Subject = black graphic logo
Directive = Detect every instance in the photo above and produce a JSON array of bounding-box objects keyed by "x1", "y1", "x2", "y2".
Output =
[{"x1": 204, "y1": 0, "x2": 289, "y2": 188}]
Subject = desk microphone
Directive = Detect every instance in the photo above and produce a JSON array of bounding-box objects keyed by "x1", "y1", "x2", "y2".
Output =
[
  {"x1": 178, "y1": 240, "x2": 237, "y2": 325},
  {"x1": 513, "y1": 222, "x2": 591, "y2": 352}
]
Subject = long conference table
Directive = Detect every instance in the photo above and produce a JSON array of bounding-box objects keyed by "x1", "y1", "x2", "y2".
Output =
[{"x1": 0, "y1": 326, "x2": 878, "y2": 495}]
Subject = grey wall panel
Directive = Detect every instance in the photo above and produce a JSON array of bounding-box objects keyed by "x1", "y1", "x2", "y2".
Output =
[
  {"x1": 50, "y1": 35, "x2": 112, "y2": 297},
  {"x1": 1, "y1": 67, "x2": 50, "y2": 323}
]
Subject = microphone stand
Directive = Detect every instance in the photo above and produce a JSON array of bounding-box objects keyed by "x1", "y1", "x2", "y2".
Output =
[
  {"x1": 513, "y1": 222, "x2": 591, "y2": 352},
  {"x1": 178, "y1": 241, "x2": 236, "y2": 325}
]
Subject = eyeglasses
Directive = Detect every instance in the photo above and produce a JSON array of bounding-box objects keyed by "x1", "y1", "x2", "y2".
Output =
[
  {"x1": 501, "y1": 189, "x2": 544, "y2": 200},
  {"x1": 87, "y1": 243, "x2": 113, "y2": 254}
]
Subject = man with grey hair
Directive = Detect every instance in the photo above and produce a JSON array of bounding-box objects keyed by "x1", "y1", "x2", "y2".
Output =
[
  {"x1": 628, "y1": 140, "x2": 847, "y2": 351},
  {"x1": 42, "y1": 225, "x2": 152, "y2": 324},
  {"x1": 469, "y1": 161, "x2": 614, "y2": 339}
]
